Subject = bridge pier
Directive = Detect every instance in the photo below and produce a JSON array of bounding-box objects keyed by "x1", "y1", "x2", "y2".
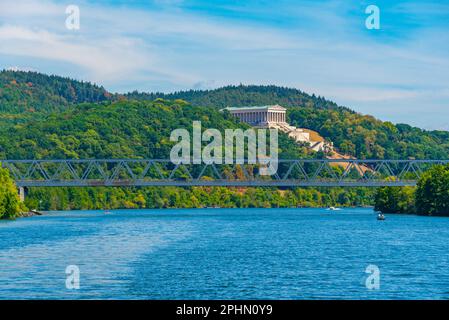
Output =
[{"x1": 18, "y1": 187, "x2": 27, "y2": 202}]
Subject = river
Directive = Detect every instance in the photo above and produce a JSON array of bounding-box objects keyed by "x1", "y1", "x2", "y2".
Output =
[{"x1": 1, "y1": 208, "x2": 448, "y2": 299}]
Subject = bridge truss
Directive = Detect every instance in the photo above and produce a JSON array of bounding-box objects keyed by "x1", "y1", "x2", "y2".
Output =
[{"x1": 1, "y1": 159, "x2": 448, "y2": 188}]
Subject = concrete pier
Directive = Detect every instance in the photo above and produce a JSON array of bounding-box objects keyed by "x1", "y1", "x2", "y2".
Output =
[{"x1": 18, "y1": 187, "x2": 26, "y2": 202}]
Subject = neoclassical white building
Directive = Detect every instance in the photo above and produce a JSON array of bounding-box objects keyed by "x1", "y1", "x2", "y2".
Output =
[
  {"x1": 224, "y1": 105, "x2": 287, "y2": 126},
  {"x1": 223, "y1": 105, "x2": 332, "y2": 152}
]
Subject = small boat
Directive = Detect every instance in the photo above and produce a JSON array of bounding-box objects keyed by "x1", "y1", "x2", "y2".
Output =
[
  {"x1": 326, "y1": 207, "x2": 341, "y2": 211},
  {"x1": 377, "y1": 213, "x2": 386, "y2": 221}
]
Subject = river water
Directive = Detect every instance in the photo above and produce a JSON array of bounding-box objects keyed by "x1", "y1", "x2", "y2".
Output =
[{"x1": 0, "y1": 208, "x2": 448, "y2": 299}]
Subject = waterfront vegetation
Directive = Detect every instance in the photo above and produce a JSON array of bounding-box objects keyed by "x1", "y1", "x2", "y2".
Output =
[
  {"x1": 0, "y1": 166, "x2": 23, "y2": 219},
  {"x1": 0, "y1": 71, "x2": 448, "y2": 215},
  {"x1": 375, "y1": 164, "x2": 449, "y2": 216},
  {"x1": 24, "y1": 186, "x2": 374, "y2": 211}
]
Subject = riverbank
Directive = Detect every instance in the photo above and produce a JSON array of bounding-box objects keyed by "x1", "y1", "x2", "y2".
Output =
[{"x1": 16, "y1": 210, "x2": 43, "y2": 218}]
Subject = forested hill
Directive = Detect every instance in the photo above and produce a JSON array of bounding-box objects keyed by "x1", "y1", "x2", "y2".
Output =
[
  {"x1": 0, "y1": 70, "x2": 111, "y2": 114},
  {"x1": 125, "y1": 85, "x2": 351, "y2": 112},
  {"x1": 126, "y1": 85, "x2": 449, "y2": 159},
  {"x1": 1, "y1": 71, "x2": 448, "y2": 160},
  {"x1": 0, "y1": 99, "x2": 306, "y2": 160}
]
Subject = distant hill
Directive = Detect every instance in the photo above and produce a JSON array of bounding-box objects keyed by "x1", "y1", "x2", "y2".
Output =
[
  {"x1": 126, "y1": 84, "x2": 449, "y2": 159},
  {"x1": 125, "y1": 84, "x2": 352, "y2": 112},
  {"x1": 0, "y1": 71, "x2": 448, "y2": 160},
  {"x1": 0, "y1": 70, "x2": 111, "y2": 114}
]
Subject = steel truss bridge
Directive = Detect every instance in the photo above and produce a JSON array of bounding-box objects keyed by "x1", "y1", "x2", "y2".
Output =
[{"x1": 1, "y1": 159, "x2": 448, "y2": 188}]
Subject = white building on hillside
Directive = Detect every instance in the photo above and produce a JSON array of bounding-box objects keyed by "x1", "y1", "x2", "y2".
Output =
[
  {"x1": 224, "y1": 105, "x2": 287, "y2": 126},
  {"x1": 223, "y1": 105, "x2": 332, "y2": 152}
]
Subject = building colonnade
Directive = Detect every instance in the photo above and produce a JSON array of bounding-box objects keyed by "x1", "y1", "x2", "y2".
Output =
[{"x1": 225, "y1": 105, "x2": 287, "y2": 126}]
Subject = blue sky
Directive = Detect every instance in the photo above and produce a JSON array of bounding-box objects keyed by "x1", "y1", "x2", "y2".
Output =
[{"x1": 0, "y1": 0, "x2": 448, "y2": 130}]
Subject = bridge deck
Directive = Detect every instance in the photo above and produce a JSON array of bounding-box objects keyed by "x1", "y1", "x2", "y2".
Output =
[{"x1": 1, "y1": 159, "x2": 447, "y2": 188}]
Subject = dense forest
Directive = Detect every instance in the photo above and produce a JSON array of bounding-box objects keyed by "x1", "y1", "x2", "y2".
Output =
[
  {"x1": 126, "y1": 85, "x2": 349, "y2": 111},
  {"x1": 0, "y1": 99, "x2": 306, "y2": 160},
  {"x1": 0, "y1": 70, "x2": 448, "y2": 214},
  {"x1": 287, "y1": 108, "x2": 449, "y2": 160},
  {"x1": 0, "y1": 70, "x2": 110, "y2": 114}
]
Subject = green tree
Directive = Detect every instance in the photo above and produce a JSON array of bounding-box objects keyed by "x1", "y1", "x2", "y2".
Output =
[
  {"x1": 415, "y1": 164, "x2": 449, "y2": 216},
  {"x1": 374, "y1": 186, "x2": 415, "y2": 214},
  {"x1": 0, "y1": 166, "x2": 22, "y2": 219}
]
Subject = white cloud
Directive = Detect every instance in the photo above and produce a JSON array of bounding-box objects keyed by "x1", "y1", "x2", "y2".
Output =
[
  {"x1": 0, "y1": 0, "x2": 448, "y2": 129},
  {"x1": 0, "y1": 25, "x2": 149, "y2": 81}
]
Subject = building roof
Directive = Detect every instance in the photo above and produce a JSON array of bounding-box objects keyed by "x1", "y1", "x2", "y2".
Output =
[{"x1": 223, "y1": 105, "x2": 286, "y2": 112}]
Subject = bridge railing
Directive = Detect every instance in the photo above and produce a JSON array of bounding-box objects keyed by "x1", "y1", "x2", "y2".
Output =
[{"x1": 1, "y1": 159, "x2": 448, "y2": 187}]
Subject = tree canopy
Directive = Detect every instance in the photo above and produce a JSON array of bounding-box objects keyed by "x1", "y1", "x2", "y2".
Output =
[
  {"x1": 0, "y1": 166, "x2": 22, "y2": 219},
  {"x1": 415, "y1": 164, "x2": 449, "y2": 216},
  {"x1": 375, "y1": 164, "x2": 449, "y2": 216}
]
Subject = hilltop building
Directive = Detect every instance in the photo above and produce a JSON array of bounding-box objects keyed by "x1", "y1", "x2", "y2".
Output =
[
  {"x1": 223, "y1": 105, "x2": 332, "y2": 152},
  {"x1": 224, "y1": 105, "x2": 287, "y2": 126}
]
